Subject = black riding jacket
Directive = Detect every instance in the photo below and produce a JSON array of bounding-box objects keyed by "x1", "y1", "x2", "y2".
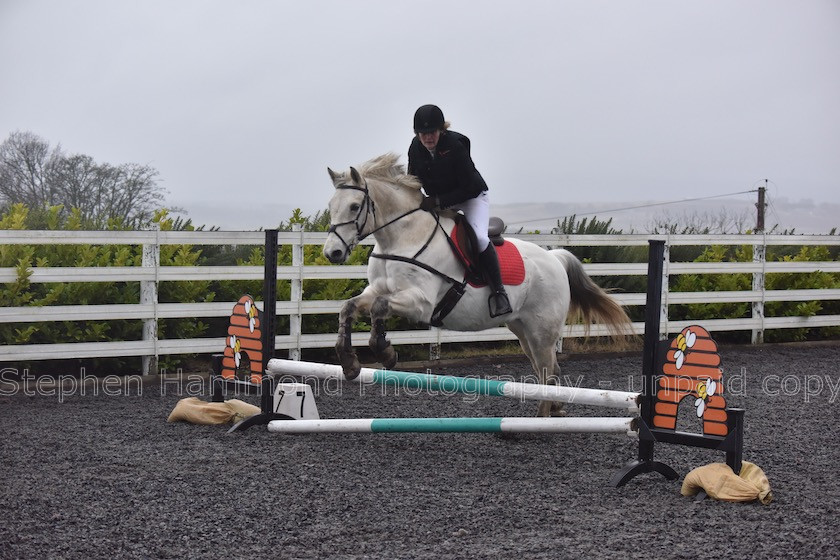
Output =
[{"x1": 407, "y1": 130, "x2": 488, "y2": 208}]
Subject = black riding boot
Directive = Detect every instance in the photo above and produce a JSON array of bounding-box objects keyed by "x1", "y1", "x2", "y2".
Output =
[{"x1": 478, "y1": 244, "x2": 512, "y2": 317}]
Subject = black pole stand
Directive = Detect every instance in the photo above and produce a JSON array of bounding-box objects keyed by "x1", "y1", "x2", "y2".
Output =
[
  {"x1": 209, "y1": 230, "x2": 292, "y2": 432},
  {"x1": 610, "y1": 240, "x2": 745, "y2": 487}
]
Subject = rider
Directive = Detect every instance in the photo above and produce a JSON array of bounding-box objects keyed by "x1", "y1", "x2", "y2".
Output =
[{"x1": 407, "y1": 104, "x2": 512, "y2": 318}]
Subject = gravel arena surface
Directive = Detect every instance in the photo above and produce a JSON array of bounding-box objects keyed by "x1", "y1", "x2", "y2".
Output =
[{"x1": 2, "y1": 343, "x2": 840, "y2": 559}]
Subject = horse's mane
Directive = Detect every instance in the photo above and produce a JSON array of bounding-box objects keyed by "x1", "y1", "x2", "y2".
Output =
[{"x1": 359, "y1": 153, "x2": 422, "y2": 191}]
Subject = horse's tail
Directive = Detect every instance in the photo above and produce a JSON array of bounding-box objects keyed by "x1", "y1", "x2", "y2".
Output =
[{"x1": 550, "y1": 249, "x2": 635, "y2": 341}]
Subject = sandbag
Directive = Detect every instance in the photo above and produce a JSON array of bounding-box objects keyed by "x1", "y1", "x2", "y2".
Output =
[
  {"x1": 167, "y1": 397, "x2": 260, "y2": 425},
  {"x1": 681, "y1": 461, "x2": 773, "y2": 504}
]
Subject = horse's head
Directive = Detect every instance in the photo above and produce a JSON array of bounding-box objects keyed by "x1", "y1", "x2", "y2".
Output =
[
  {"x1": 323, "y1": 165, "x2": 372, "y2": 263},
  {"x1": 323, "y1": 153, "x2": 423, "y2": 264}
]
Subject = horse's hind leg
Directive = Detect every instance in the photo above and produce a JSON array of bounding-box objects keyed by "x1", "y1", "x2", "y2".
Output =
[
  {"x1": 533, "y1": 348, "x2": 565, "y2": 417},
  {"x1": 508, "y1": 320, "x2": 538, "y2": 378},
  {"x1": 509, "y1": 319, "x2": 565, "y2": 417}
]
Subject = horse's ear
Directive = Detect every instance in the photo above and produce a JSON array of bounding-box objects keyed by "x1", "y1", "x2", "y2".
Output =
[
  {"x1": 350, "y1": 167, "x2": 362, "y2": 186},
  {"x1": 327, "y1": 167, "x2": 340, "y2": 185}
]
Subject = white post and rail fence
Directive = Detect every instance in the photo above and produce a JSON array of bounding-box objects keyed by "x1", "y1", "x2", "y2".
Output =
[{"x1": 1, "y1": 229, "x2": 838, "y2": 374}]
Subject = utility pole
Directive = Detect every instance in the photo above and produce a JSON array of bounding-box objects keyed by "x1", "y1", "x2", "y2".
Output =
[
  {"x1": 755, "y1": 180, "x2": 767, "y2": 233},
  {"x1": 752, "y1": 180, "x2": 767, "y2": 344}
]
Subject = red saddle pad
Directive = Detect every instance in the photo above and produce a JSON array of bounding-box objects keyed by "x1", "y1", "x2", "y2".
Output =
[{"x1": 493, "y1": 239, "x2": 526, "y2": 287}]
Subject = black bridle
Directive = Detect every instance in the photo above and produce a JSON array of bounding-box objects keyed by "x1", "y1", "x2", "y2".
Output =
[{"x1": 327, "y1": 182, "x2": 375, "y2": 255}]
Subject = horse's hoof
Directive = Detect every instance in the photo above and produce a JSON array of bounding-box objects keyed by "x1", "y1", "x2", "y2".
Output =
[
  {"x1": 381, "y1": 347, "x2": 398, "y2": 370},
  {"x1": 536, "y1": 402, "x2": 553, "y2": 417},
  {"x1": 549, "y1": 404, "x2": 568, "y2": 417},
  {"x1": 342, "y1": 361, "x2": 361, "y2": 381},
  {"x1": 338, "y1": 353, "x2": 361, "y2": 380}
]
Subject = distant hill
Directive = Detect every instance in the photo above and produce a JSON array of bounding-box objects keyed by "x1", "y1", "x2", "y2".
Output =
[
  {"x1": 494, "y1": 197, "x2": 840, "y2": 235},
  {"x1": 174, "y1": 195, "x2": 839, "y2": 234}
]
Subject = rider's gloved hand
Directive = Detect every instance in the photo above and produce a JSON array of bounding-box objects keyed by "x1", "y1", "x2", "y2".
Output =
[{"x1": 419, "y1": 195, "x2": 438, "y2": 212}]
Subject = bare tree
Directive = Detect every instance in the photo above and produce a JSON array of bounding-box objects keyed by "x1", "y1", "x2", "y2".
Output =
[
  {"x1": 51, "y1": 153, "x2": 100, "y2": 218},
  {"x1": 0, "y1": 131, "x2": 167, "y2": 227},
  {"x1": 108, "y1": 163, "x2": 164, "y2": 225},
  {"x1": 646, "y1": 207, "x2": 754, "y2": 234},
  {"x1": 52, "y1": 156, "x2": 164, "y2": 225},
  {"x1": 0, "y1": 131, "x2": 63, "y2": 209}
]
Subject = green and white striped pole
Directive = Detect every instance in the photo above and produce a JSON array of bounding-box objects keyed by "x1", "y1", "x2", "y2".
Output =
[
  {"x1": 266, "y1": 359, "x2": 640, "y2": 411},
  {"x1": 267, "y1": 416, "x2": 636, "y2": 434}
]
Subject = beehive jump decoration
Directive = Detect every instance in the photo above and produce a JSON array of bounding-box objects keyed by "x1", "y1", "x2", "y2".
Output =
[
  {"x1": 654, "y1": 326, "x2": 729, "y2": 436},
  {"x1": 221, "y1": 295, "x2": 264, "y2": 384}
]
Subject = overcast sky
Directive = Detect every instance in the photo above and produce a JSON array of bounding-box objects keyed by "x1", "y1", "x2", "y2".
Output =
[{"x1": 1, "y1": 1, "x2": 838, "y2": 230}]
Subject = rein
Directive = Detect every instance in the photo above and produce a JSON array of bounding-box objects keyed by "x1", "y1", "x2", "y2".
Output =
[
  {"x1": 365, "y1": 208, "x2": 423, "y2": 241},
  {"x1": 369, "y1": 210, "x2": 462, "y2": 285},
  {"x1": 329, "y1": 181, "x2": 423, "y2": 246}
]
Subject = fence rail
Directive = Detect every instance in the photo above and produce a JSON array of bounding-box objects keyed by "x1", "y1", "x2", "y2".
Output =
[{"x1": 2, "y1": 229, "x2": 839, "y2": 372}]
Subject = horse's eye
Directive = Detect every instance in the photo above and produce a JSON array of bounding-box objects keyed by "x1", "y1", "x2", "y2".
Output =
[{"x1": 349, "y1": 203, "x2": 360, "y2": 212}]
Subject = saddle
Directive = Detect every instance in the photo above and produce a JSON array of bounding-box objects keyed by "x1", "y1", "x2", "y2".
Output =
[
  {"x1": 446, "y1": 213, "x2": 525, "y2": 288},
  {"x1": 448, "y1": 213, "x2": 506, "y2": 285}
]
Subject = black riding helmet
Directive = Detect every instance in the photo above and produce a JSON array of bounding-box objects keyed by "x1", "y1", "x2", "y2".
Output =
[{"x1": 413, "y1": 104, "x2": 445, "y2": 133}]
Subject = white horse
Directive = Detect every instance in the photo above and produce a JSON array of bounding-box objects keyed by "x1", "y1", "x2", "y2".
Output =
[{"x1": 324, "y1": 153, "x2": 632, "y2": 416}]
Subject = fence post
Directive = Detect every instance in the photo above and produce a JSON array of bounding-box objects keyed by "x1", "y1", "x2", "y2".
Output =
[
  {"x1": 659, "y1": 237, "x2": 671, "y2": 338},
  {"x1": 290, "y1": 224, "x2": 303, "y2": 360},
  {"x1": 141, "y1": 225, "x2": 160, "y2": 375},
  {"x1": 429, "y1": 327, "x2": 441, "y2": 361},
  {"x1": 751, "y1": 234, "x2": 766, "y2": 344}
]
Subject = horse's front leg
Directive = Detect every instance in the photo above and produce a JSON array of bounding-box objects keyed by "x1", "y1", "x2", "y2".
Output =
[
  {"x1": 336, "y1": 293, "x2": 374, "y2": 380},
  {"x1": 368, "y1": 289, "x2": 433, "y2": 370},
  {"x1": 369, "y1": 296, "x2": 398, "y2": 370}
]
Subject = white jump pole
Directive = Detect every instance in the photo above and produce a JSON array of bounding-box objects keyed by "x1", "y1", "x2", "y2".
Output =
[
  {"x1": 266, "y1": 358, "x2": 640, "y2": 411},
  {"x1": 267, "y1": 416, "x2": 637, "y2": 434}
]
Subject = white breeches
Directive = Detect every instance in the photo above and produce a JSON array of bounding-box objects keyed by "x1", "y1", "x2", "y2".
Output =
[{"x1": 450, "y1": 190, "x2": 490, "y2": 251}]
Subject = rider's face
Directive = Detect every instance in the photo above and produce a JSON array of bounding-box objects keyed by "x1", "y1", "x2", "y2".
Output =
[{"x1": 418, "y1": 130, "x2": 440, "y2": 151}]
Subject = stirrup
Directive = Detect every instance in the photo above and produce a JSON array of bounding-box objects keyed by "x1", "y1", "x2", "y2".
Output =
[{"x1": 488, "y1": 291, "x2": 512, "y2": 318}]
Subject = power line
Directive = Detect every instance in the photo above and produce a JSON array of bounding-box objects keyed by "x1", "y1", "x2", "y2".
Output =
[{"x1": 505, "y1": 189, "x2": 759, "y2": 226}]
